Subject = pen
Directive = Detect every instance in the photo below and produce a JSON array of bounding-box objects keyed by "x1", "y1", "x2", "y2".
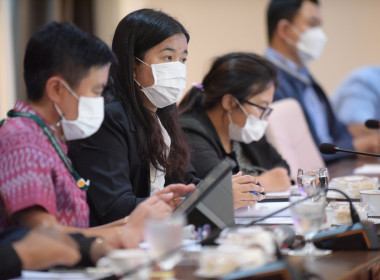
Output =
[{"x1": 251, "y1": 182, "x2": 261, "y2": 196}]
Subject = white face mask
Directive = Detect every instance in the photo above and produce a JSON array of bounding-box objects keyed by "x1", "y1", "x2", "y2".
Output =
[
  {"x1": 287, "y1": 26, "x2": 327, "y2": 64},
  {"x1": 54, "y1": 80, "x2": 104, "y2": 141},
  {"x1": 134, "y1": 57, "x2": 186, "y2": 108},
  {"x1": 228, "y1": 100, "x2": 268, "y2": 144}
]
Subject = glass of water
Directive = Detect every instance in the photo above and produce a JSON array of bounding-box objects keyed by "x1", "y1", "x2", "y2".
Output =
[
  {"x1": 297, "y1": 167, "x2": 329, "y2": 196},
  {"x1": 144, "y1": 214, "x2": 185, "y2": 273},
  {"x1": 288, "y1": 168, "x2": 332, "y2": 256}
]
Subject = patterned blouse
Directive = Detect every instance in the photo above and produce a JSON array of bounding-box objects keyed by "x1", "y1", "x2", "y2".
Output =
[{"x1": 0, "y1": 101, "x2": 89, "y2": 229}]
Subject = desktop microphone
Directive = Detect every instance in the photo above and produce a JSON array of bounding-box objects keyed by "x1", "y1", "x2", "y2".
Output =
[
  {"x1": 118, "y1": 195, "x2": 317, "y2": 279},
  {"x1": 365, "y1": 119, "x2": 380, "y2": 129},
  {"x1": 200, "y1": 194, "x2": 316, "y2": 246},
  {"x1": 319, "y1": 142, "x2": 380, "y2": 158},
  {"x1": 118, "y1": 190, "x2": 379, "y2": 279},
  {"x1": 313, "y1": 188, "x2": 379, "y2": 250},
  {"x1": 273, "y1": 225, "x2": 297, "y2": 248}
]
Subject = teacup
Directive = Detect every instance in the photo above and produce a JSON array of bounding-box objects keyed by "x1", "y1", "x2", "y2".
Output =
[
  {"x1": 97, "y1": 249, "x2": 150, "y2": 279},
  {"x1": 360, "y1": 190, "x2": 380, "y2": 216}
]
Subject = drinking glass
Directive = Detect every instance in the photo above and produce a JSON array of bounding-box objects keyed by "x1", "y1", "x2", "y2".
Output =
[
  {"x1": 297, "y1": 167, "x2": 329, "y2": 196},
  {"x1": 144, "y1": 215, "x2": 185, "y2": 273},
  {"x1": 288, "y1": 168, "x2": 332, "y2": 256}
]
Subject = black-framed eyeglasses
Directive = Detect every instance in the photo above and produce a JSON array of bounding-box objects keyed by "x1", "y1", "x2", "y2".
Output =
[{"x1": 241, "y1": 100, "x2": 273, "y2": 119}]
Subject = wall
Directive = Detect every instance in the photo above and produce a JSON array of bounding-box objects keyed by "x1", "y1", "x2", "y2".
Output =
[
  {"x1": 0, "y1": 0, "x2": 16, "y2": 119},
  {"x1": 93, "y1": 0, "x2": 380, "y2": 97},
  {"x1": 1, "y1": 0, "x2": 380, "y2": 118}
]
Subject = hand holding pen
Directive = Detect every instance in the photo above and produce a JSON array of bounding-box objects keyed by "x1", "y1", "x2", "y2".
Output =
[{"x1": 231, "y1": 171, "x2": 265, "y2": 209}]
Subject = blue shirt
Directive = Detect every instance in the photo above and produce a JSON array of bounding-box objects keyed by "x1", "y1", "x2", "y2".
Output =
[
  {"x1": 264, "y1": 47, "x2": 354, "y2": 163},
  {"x1": 332, "y1": 65, "x2": 380, "y2": 124},
  {"x1": 265, "y1": 48, "x2": 333, "y2": 144}
]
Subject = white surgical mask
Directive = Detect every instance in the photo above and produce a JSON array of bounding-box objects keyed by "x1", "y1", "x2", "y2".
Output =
[
  {"x1": 286, "y1": 26, "x2": 327, "y2": 64},
  {"x1": 228, "y1": 100, "x2": 268, "y2": 143},
  {"x1": 134, "y1": 57, "x2": 186, "y2": 108},
  {"x1": 54, "y1": 80, "x2": 104, "y2": 141}
]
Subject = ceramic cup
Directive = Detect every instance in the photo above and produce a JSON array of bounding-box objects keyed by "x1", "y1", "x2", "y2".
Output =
[
  {"x1": 360, "y1": 190, "x2": 380, "y2": 216},
  {"x1": 97, "y1": 249, "x2": 150, "y2": 279}
]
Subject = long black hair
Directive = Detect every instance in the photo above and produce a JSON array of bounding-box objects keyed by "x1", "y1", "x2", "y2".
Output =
[
  {"x1": 106, "y1": 9, "x2": 191, "y2": 181},
  {"x1": 179, "y1": 52, "x2": 277, "y2": 114}
]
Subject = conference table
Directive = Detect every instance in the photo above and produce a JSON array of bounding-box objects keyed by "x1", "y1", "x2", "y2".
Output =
[
  {"x1": 25, "y1": 158, "x2": 377, "y2": 279},
  {"x1": 170, "y1": 157, "x2": 380, "y2": 280}
]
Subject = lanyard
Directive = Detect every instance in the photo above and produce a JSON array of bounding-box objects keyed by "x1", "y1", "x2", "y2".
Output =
[{"x1": 0, "y1": 110, "x2": 89, "y2": 190}]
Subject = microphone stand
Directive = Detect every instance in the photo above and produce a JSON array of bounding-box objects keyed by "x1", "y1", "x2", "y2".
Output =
[
  {"x1": 326, "y1": 188, "x2": 361, "y2": 223},
  {"x1": 106, "y1": 188, "x2": 377, "y2": 279},
  {"x1": 335, "y1": 147, "x2": 380, "y2": 158}
]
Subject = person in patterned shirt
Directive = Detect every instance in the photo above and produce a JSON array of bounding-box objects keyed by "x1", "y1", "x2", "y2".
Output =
[{"x1": 0, "y1": 22, "x2": 174, "y2": 249}]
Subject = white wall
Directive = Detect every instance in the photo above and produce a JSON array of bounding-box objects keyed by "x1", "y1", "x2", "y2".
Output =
[
  {"x1": 1, "y1": 0, "x2": 380, "y2": 117},
  {"x1": 94, "y1": 0, "x2": 380, "y2": 96},
  {"x1": 0, "y1": 0, "x2": 16, "y2": 118}
]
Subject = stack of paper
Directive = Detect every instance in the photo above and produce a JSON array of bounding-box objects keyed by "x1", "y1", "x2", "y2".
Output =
[{"x1": 353, "y1": 164, "x2": 380, "y2": 174}]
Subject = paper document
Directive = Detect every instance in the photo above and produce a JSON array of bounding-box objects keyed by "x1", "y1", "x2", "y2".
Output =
[
  {"x1": 353, "y1": 164, "x2": 380, "y2": 174},
  {"x1": 265, "y1": 190, "x2": 290, "y2": 198},
  {"x1": 235, "y1": 202, "x2": 291, "y2": 218},
  {"x1": 235, "y1": 217, "x2": 294, "y2": 225},
  {"x1": 12, "y1": 270, "x2": 112, "y2": 280}
]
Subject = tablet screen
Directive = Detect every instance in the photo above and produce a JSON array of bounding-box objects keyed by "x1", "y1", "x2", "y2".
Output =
[{"x1": 174, "y1": 158, "x2": 235, "y2": 215}]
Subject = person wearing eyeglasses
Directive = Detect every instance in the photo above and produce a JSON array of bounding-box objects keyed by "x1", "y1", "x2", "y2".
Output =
[{"x1": 179, "y1": 52, "x2": 291, "y2": 202}]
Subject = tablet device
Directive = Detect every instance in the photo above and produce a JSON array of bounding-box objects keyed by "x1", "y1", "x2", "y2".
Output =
[{"x1": 174, "y1": 158, "x2": 235, "y2": 215}]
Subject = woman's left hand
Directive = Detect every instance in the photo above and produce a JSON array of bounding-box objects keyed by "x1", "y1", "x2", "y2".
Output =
[{"x1": 232, "y1": 172, "x2": 264, "y2": 209}]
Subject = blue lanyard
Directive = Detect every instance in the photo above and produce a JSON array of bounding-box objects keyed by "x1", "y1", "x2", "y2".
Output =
[{"x1": 0, "y1": 110, "x2": 89, "y2": 190}]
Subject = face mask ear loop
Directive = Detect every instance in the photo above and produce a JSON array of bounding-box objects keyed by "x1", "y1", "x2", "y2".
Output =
[
  {"x1": 134, "y1": 57, "x2": 152, "y2": 90},
  {"x1": 133, "y1": 78, "x2": 144, "y2": 90},
  {"x1": 53, "y1": 103, "x2": 64, "y2": 127},
  {"x1": 284, "y1": 23, "x2": 300, "y2": 46},
  {"x1": 290, "y1": 24, "x2": 301, "y2": 36},
  {"x1": 233, "y1": 97, "x2": 249, "y2": 117},
  {"x1": 134, "y1": 57, "x2": 152, "y2": 68},
  {"x1": 61, "y1": 80, "x2": 79, "y2": 100},
  {"x1": 226, "y1": 111, "x2": 233, "y2": 124}
]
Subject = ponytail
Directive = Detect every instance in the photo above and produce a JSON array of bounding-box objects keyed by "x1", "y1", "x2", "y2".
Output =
[{"x1": 178, "y1": 85, "x2": 205, "y2": 115}]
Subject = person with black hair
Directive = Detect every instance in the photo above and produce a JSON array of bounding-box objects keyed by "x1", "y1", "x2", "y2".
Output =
[
  {"x1": 0, "y1": 21, "x2": 173, "y2": 250},
  {"x1": 69, "y1": 9, "x2": 195, "y2": 226},
  {"x1": 179, "y1": 52, "x2": 291, "y2": 207},
  {"x1": 265, "y1": 0, "x2": 380, "y2": 163},
  {"x1": 0, "y1": 225, "x2": 118, "y2": 279},
  {"x1": 0, "y1": 226, "x2": 80, "y2": 280}
]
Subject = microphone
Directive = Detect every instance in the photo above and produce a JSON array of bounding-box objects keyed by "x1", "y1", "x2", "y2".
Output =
[
  {"x1": 365, "y1": 119, "x2": 380, "y2": 129},
  {"x1": 273, "y1": 225, "x2": 297, "y2": 248},
  {"x1": 326, "y1": 188, "x2": 360, "y2": 223},
  {"x1": 313, "y1": 188, "x2": 379, "y2": 250},
  {"x1": 119, "y1": 189, "x2": 378, "y2": 279},
  {"x1": 319, "y1": 143, "x2": 380, "y2": 158},
  {"x1": 200, "y1": 193, "x2": 318, "y2": 246},
  {"x1": 118, "y1": 195, "x2": 318, "y2": 279}
]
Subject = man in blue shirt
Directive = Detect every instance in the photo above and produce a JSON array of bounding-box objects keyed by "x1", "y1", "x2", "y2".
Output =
[
  {"x1": 265, "y1": 0, "x2": 380, "y2": 163},
  {"x1": 332, "y1": 65, "x2": 380, "y2": 138}
]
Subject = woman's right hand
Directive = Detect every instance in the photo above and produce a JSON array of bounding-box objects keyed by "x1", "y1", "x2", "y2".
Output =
[
  {"x1": 13, "y1": 226, "x2": 81, "y2": 270},
  {"x1": 232, "y1": 172, "x2": 264, "y2": 209},
  {"x1": 118, "y1": 194, "x2": 173, "y2": 248}
]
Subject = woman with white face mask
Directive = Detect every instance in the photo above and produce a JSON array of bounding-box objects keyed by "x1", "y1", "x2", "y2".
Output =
[
  {"x1": 179, "y1": 53, "x2": 291, "y2": 203},
  {"x1": 69, "y1": 9, "x2": 196, "y2": 226},
  {"x1": 0, "y1": 21, "x2": 174, "y2": 256}
]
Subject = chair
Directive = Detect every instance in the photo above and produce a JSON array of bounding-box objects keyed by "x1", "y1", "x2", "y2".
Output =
[{"x1": 265, "y1": 98, "x2": 325, "y2": 181}]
